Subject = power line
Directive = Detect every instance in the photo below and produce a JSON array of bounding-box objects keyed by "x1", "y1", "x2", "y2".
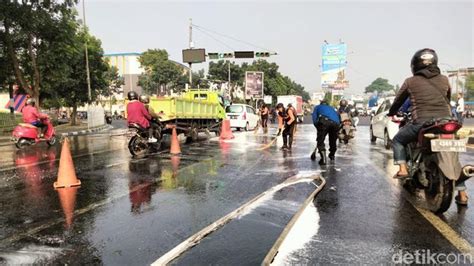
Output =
[
  {"x1": 193, "y1": 26, "x2": 235, "y2": 52},
  {"x1": 192, "y1": 23, "x2": 276, "y2": 53}
]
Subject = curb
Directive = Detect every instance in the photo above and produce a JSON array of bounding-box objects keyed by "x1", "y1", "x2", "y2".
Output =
[{"x1": 60, "y1": 125, "x2": 113, "y2": 137}]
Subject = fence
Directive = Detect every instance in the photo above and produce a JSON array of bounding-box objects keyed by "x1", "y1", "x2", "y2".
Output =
[
  {"x1": 0, "y1": 111, "x2": 23, "y2": 133},
  {"x1": 87, "y1": 105, "x2": 105, "y2": 128}
]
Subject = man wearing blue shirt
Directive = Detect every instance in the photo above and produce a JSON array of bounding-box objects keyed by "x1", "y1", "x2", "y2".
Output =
[{"x1": 311, "y1": 99, "x2": 341, "y2": 165}]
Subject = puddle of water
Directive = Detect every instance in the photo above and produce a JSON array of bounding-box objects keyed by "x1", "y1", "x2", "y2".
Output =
[
  {"x1": 271, "y1": 202, "x2": 320, "y2": 265},
  {"x1": 0, "y1": 244, "x2": 63, "y2": 265}
]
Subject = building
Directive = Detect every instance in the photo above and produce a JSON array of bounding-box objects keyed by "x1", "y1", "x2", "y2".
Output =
[{"x1": 103, "y1": 52, "x2": 190, "y2": 99}]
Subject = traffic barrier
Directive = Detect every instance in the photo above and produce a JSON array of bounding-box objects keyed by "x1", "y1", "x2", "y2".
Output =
[
  {"x1": 219, "y1": 119, "x2": 234, "y2": 140},
  {"x1": 57, "y1": 187, "x2": 78, "y2": 229},
  {"x1": 170, "y1": 127, "x2": 181, "y2": 155},
  {"x1": 54, "y1": 138, "x2": 81, "y2": 188}
]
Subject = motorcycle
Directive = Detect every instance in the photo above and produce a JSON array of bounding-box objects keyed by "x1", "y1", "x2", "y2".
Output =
[
  {"x1": 12, "y1": 117, "x2": 57, "y2": 149},
  {"x1": 127, "y1": 119, "x2": 162, "y2": 156},
  {"x1": 393, "y1": 113, "x2": 472, "y2": 213},
  {"x1": 338, "y1": 112, "x2": 355, "y2": 144}
]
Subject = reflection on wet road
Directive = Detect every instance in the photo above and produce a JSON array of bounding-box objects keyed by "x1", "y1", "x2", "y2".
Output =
[{"x1": 0, "y1": 123, "x2": 472, "y2": 265}]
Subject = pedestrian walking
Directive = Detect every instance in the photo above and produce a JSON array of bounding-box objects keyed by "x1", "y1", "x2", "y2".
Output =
[
  {"x1": 311, "y1": 99, "x2": 341, "y2": 165},
  {"x1": 456, "y1": 93, "x2": 465, "y2": 124}
]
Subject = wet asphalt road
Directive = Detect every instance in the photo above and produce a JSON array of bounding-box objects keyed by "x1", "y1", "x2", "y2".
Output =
[{"x1": 0, "y1": 118, "x2": 473, "y2": 265}]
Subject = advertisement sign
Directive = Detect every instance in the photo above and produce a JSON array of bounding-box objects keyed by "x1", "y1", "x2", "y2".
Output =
[
  {"x1": 245, "y1": 71, "x2": 264, "y2": 99},
  {"x1": 321, "y1": 43, "x2": 349, "y2": 90}
]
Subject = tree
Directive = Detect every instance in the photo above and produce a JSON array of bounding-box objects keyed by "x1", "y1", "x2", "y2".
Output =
[
  {"x1": 465, "y1": 74, "x2": 474, "y2": 101},
  {"x1": 138, "y1": 49, "x2": 182, "y2": 95},
  {"x1": 365, "y1": 78, "x2": 394, "y2": 93},
  {"x1": 1, "y1": 0, "x2": 79, "y2": 105}
]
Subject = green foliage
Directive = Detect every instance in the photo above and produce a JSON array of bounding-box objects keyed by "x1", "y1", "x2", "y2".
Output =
[
  {"x1": 138, "y1": 49, "x2": 182, "y2": 94},
  {"x1": 465, "y1": 74, "x2": 474, "y2": 101},
  {"x1": 207, "y1": 59, "x2": 310, "y2": 101},
  {"x1": 365, "y1": 78, "x2": 394, "y2": 93}
]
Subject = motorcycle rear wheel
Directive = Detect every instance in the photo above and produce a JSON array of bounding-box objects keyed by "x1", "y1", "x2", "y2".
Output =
[
  {"x1": 15, "y1": 138, "x2": 29, "y2": 149},
  {"x1": 424, "y1": 166, "x2": 454, "y2": 214},
  {"x1": 128, "y1": 136, "x2": 148, "y2": 157}
]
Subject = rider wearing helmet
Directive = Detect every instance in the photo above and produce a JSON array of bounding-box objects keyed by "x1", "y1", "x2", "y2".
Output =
[
  {"x1": 387, "y1": 48, "x2": 468, "y2": 205},
  {"x1": 139, "y1": 95, "x2": 160, "y2": 120},
  {"x1": 338, "y1": 99, "x2": 350, "y2": 114},
  {"x1": 22, "y1": 98, "x2": 48, "y2": 134},
  {"x1": 126, "y1": 91, "x2": 156, "y2": 143}
]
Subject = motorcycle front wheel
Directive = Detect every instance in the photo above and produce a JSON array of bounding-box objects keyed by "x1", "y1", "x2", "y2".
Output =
[
  {"x1": 424, "y1": 166, "x2": 454, "y2": 214},
  {"x1": 128, "y1": 135, "x2": 148, "y2": 157}
]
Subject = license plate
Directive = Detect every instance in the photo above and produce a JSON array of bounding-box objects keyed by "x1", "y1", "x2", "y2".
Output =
[
  {"x1": 229, "y1": 116, "x2": 237, "y2": 119},
  {"x1": 431, "y1": 139, "x2": 467, "y2": 152}
]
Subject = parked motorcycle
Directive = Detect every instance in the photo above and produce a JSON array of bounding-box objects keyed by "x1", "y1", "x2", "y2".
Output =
[
  {"x1": 127, "y1": 120, "x2": 162, "y2": 156},
  {"x1": 11, "y1": 118, "x2": 57, "y2": 149},
  {"x1": 393, "y1": 114, "x2": 471, "y2": 213}
]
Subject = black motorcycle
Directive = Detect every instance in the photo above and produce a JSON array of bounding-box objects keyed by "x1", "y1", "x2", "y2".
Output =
[
  {"x1": 395, "y1": 114, "x2": 472, "y2": 213},
  {"x1": 127, "y1": 120, "x2": 162, "y2": 156}
]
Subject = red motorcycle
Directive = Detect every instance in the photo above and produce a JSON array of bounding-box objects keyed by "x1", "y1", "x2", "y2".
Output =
[{"x1": 11, "y1": 118, "x2": 57, "y2": 149}]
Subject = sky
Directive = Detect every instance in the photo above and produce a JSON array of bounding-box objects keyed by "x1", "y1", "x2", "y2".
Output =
[{"x1": 77, "y1": 0, "x2": 473, "y2": 95}]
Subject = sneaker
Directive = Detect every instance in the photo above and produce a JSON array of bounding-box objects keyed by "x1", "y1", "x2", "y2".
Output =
[{"x1": 148, "y1": 137, "x2": 158, "y2": 143}]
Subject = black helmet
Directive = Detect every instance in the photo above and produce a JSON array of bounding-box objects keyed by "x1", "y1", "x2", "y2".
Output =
[
  {"x1": 139, "y1": 95, "x2": 150, "y2": 104},
  {"x1": 339, "y1": 99, "x2": 347, "y2": 107},
  {"x1": 127, "y1": 91, "x2": 138, "y2": 101},
  {"x1": 411, "y1": 48, "x2": 438, "y2": 74}
]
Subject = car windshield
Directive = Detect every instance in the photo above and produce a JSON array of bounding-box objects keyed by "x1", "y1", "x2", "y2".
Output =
[{"x1": 226, "y1": 105, "x2": 244, "y2": 113}]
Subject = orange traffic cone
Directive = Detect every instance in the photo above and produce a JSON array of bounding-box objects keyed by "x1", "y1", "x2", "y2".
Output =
[
  {"x1": 54, "y1": 138, "x2": 81, "y2": 188},
  {"x1": 57, "y1": 186, "x2": 78, "y2": 229},
  {"x1": 220, "y1": 119, "x2": 234, "y2": 140},
  {"x1": 170, "y1": 127, "x2": 181, "y2": 155}
]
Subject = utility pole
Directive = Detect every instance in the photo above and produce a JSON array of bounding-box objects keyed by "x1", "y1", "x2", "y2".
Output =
[
  {"x1": 83, "y1": 0, "x2": 92, "y2": 104},
  {"x1": 188, "y1": 18, "x2": 193, "y2": 86}
]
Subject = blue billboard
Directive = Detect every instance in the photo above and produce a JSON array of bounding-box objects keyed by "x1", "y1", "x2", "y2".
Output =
[{"x1": 321, "y1": 43, "x2": 348, "y2": 90}]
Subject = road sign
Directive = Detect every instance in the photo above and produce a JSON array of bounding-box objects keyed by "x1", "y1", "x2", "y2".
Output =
[{"x1": 183, "y1": 49, "x2": 206, "y2": 63}]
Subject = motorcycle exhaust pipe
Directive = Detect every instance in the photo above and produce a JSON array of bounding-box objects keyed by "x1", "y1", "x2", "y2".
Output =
[{"x1": 456, "y1": 165, "x2": 474, "y2": 186}]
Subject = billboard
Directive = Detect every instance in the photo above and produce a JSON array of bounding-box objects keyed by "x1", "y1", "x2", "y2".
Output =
[
  {"x1": 182, "y1": 49, "x2": 206, "y2": 63},
  {"x1": 321, "y1": 43, "x2": 349, "y2": 90},
  {"x1": 245, "y1": 71, "x2": 264, "y2": 99}
]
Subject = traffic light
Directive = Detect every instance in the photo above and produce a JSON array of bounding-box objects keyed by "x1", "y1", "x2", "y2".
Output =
[
  {"x1": 219, "y1": 53, "x2": 233, "y2": 59},
  {"x1": 208, "y1": 53, "x2": 219, "y2": 59},
  {"x1": 255, "y1": 52, "x2": 270, "y2": 58},
  {"x1": 234, "y1": 51, "x2": 254, "y2": 59}
]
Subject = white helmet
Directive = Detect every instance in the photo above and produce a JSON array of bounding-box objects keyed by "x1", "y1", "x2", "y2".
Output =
[{"x1": 450, "y1": 101, "x2": 456, "y2": 107}]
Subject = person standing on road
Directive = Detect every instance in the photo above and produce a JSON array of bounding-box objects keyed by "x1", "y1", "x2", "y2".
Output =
[
  {"x1": 456, "y1": 93, "x2": 465, "y2": 124},
  {"x1": 281, "y1": 103, "x2": 297, "y2": 151},
  {"x1": 275, "y1": 103, "x2": 286, "y2": 146},
  {"x1": 126, "y1": 91, "x2": 157, "y2": 143},
  {"x1": 259, "y1": 103, "x2": 269, "y2": 134},
  {"x1": 311, "y1": 99, "x2": 341, "y2": 165},
  {"x1": 387, "y1": 48, "x2": 468, "y2": 206}
]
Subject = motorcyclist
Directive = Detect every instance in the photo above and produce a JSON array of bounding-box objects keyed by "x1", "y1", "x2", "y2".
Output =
[
  {"x1": 139, "y1": 95, "x2": 161, "y2": 140},
  {"x1": 22, "y1": 98, "x2": 48, "y2": 136},
  {"x1": 126, "y1": 91, "x2": 157, "y2": 143},
  {"x1": 387, "y1": 48, "x2": 468, "y2": 205},
  {"x1": 338, "y1": 99, "x2": 351, "y2": 114}
]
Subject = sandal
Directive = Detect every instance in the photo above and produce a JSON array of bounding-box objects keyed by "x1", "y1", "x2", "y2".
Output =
[
  {"x1": 393, "y1": 172, "x2": 409, "y2": 179},
  {"x1": 455, "y1": 195, "x2": 469, "y2": 206}
]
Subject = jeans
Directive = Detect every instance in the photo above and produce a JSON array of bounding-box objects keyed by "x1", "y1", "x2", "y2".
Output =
[
  {"x1": 456, "y1": 112, "x2": 464, "y2": 124},
  {"x1": 392, "y1": 123, "x2": 423, "y2": 165}
]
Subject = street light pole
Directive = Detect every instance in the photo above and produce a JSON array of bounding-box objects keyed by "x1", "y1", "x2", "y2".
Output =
[
  {"x1": 188, "y1": 18, "x2": 193, "y2": 86},
  {"x1": 83, "y1": 0, "x2": 92, "y2": 104}
]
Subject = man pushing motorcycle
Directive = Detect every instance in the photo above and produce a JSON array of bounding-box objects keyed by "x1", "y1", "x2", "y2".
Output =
[{"x1": 387, "y1": 48, "x2": 468, "y2": 206}]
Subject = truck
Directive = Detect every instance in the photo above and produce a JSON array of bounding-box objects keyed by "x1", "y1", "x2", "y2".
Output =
[
  {"x1": 276, "y1": 95, "x2": 304, "y2": 123},
  {"x1": 148, "y1": 89, "x2": 226, "y2": 141}
]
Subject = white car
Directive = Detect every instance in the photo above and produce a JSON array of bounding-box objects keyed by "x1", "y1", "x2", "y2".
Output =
[
  {"x1": 226, "y1": 104, "x2": 259, "y2": 131},
  {"x1": 370, "y1": 97, "x2": 400, "y2": 149}
]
